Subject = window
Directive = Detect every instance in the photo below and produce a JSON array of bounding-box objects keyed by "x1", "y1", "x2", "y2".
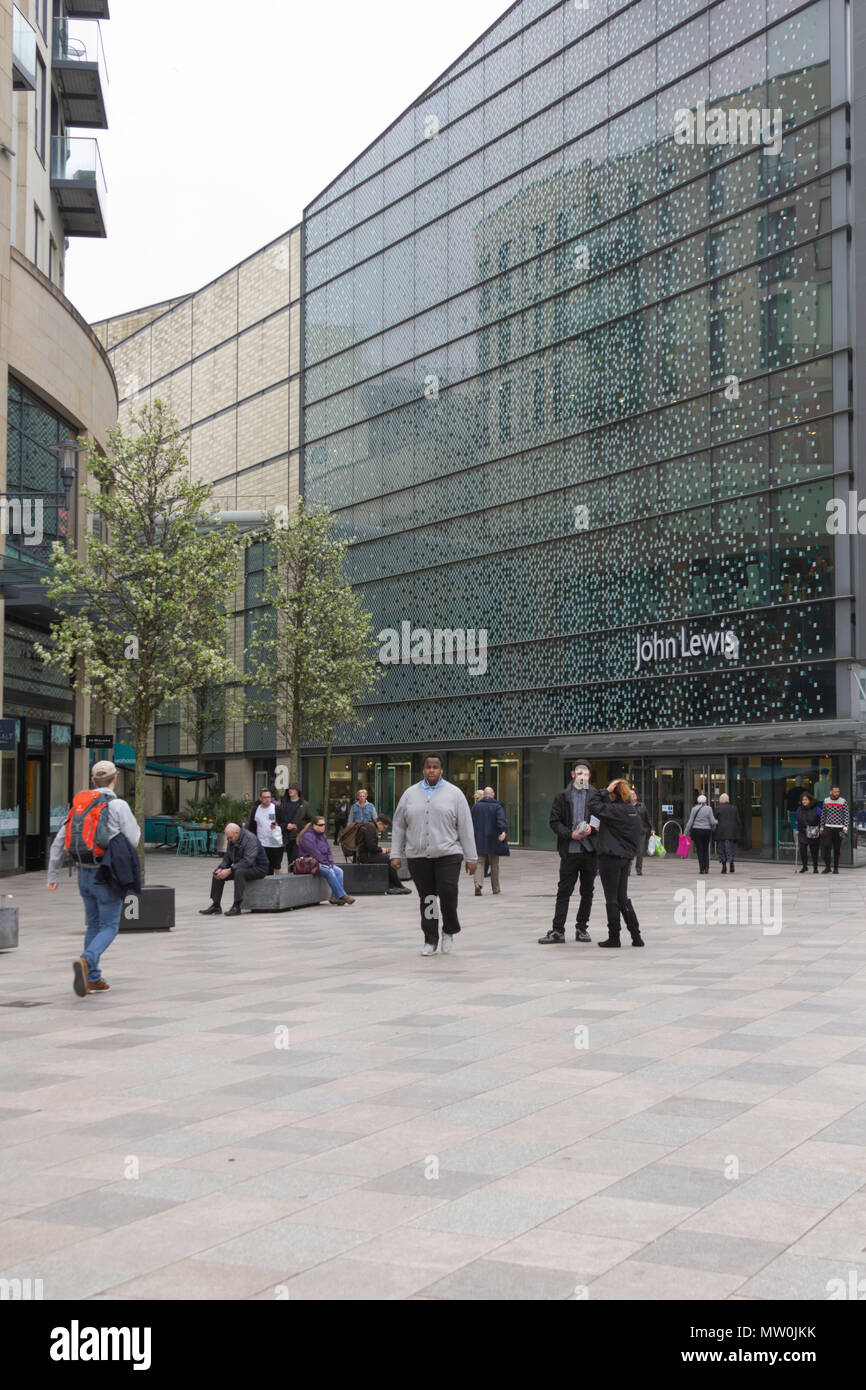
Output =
[
  {"x1": 48, "y1": 235, "x2": 56, "y2": 284},
  {"x1": 33, "y1": 206, "x2": 43, "y2": 270},
  {"x1": 36, "y1": 0, "x2": 47, "y2": 37},
  {"x1": 34, "y1": 53, "x2": 46, "y2": 162}
]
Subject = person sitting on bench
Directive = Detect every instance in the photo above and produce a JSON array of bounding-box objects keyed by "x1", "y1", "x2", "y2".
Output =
[
  {"x1": 200, "y1": 822, "x2": 268, "y2": 917},
  {"x1": 358, "y1": 816, "x2": 412, "y2": 894}
]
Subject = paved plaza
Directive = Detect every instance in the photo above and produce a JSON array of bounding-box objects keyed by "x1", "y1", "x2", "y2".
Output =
[{"x1": 1, "y1": 849, "x2": 865, "y2": 1301}]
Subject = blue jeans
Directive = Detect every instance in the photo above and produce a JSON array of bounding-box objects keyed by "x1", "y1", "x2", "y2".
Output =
[
  {"x1": 717, "y1": 839, "x2": 735, "y2": 864},
  {"x1": 77, "y1": 868, "x2": 124, "y2": 982},
  {"x1": 318, "y1": 864, "x2": 345, "y2": 899}
]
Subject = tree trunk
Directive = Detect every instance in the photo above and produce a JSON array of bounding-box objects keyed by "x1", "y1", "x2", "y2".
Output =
[
  {"x1": 322, "y1": 731, "x2": 334, "y2": 823},
  {"x1": 134, "y1": 715, "x2": 149, "y2": 884}
]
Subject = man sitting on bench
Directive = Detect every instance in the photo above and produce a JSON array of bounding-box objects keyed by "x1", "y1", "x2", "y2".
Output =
[
  {"x1": 359, "y1": 816, "x2": 412, "y2": 895},
  {"x1": 200, "y1": 822, "x2": 268, "y2": 917}
]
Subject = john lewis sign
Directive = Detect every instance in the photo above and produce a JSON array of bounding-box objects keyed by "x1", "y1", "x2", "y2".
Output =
[{"x1": 634, "y1": 627, "x2": 739, "y2": 673}]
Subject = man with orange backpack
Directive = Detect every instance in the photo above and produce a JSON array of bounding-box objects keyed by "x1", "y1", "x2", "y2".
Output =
[{"x1": 46, "y1": 760, "x2": 141, "y2": 998}]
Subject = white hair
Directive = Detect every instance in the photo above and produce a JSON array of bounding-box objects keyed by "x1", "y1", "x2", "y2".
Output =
[
  {"x1": 697, "y1": 794, "x2": 707, "y2": 804},
  {"x1": 718, "y1": 793, "x2": 729, "y2": 804}
]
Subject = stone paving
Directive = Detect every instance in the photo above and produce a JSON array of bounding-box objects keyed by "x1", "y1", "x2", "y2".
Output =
[{"x1": 0, "y1": 847, "x2": 865, "y2": 1301}]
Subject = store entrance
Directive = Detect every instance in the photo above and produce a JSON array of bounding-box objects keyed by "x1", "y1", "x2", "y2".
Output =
[{"x1": 650, "y1": 760, "x2": 726, "y2": 854}]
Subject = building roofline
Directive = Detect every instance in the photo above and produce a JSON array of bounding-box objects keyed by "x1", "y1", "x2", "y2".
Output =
[
  {"x1": 302, "y1": 0, "x2": 539, "y2": 217},
  {"x1": 98, "y1": 222, "x2": 303, "y2": 352},
  {"x1": 11, "y1": 246, "x2": 118, "y2": 405}
]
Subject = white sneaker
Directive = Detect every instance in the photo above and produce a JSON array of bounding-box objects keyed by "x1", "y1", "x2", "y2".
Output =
[
  {"x1": 441, "y1": 934, "x2": 453, "y2": 954},
  {"x1": 420, "y1": 943, "x2": 436, "y2": 956}
]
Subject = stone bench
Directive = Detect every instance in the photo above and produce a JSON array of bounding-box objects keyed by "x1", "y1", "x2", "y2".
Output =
[
  {"x1": 244, "y1": 874, "x2": 332, "y2": 912},
  {"x1": 341, "y1": 862, "x2": 389, "y2": 895}
]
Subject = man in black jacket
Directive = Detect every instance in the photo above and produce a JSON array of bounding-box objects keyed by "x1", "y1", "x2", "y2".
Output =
[
  {"x1": 629, "y1": 789, "x2": 652, "y2": 875},
  {"x1": 199, "y1": 823, "x2": 268, "y2": 917},
  {"x1": 538, "y1": 762, "x2": 599, "y2": 944}
]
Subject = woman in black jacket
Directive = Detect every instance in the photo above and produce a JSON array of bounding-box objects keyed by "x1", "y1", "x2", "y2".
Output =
[
  {"x1": 591, "y1": 780, "x2": 644, "y2": 949},
  {"x1": 795, "y1": 792, "x2": 822, "y2": 874}
]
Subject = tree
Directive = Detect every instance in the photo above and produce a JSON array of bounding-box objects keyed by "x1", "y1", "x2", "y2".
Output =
[
  {"x1": 37, "y1": 401, "x2": 243, "y2": 875},
  {"x1": 178, "y1": 671, "x2": 246, "y2": 775},
  {"x1": 245, "y1": 503, "x2": 381, "y2": 793}
]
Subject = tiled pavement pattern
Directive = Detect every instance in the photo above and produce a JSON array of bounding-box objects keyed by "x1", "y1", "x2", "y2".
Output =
[{"x1": 1, "y1": 850, "x2": 865, "y2": 1301}]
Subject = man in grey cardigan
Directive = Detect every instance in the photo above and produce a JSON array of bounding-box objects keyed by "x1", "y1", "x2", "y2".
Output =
[{"x1": 390, "y1": 754, "x2": 478, "y2": 956}]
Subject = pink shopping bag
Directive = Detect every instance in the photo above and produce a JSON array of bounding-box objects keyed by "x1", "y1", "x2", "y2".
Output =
[{"x1": 676, "y1": 834, "x2": 692, "y2": 858}]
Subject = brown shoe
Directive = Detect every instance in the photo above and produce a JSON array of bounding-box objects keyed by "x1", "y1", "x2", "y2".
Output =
[
  {"x1": 341, "y1": 894, "x2": 356, "y2": 905},
  {"x1": 87, "y1": 979, "x2": 110, "y2": 992},
  {"x1": 475, "y1": 884, "x2": 483, "y2": 896},
  {"x1": 72, "y1": 956, "x2": 89, "y2": 997}
]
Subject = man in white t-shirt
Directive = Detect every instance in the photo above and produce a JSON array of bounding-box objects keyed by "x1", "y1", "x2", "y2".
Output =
[{"x1": 245, "y1": 788, "x2": 286, "y2": 874}]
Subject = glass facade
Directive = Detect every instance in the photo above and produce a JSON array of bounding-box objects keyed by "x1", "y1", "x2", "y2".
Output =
[
  {"x1": 300, "y1": 0, "x2": 857, "y2": 858},
  {"x1": 303, "y1": 0, "x2": 844, "y2": 739}
]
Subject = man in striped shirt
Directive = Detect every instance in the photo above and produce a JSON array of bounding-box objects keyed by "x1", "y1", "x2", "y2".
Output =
[{"x1": 821, "y1": 786, "x2": 849, "y2": 874}]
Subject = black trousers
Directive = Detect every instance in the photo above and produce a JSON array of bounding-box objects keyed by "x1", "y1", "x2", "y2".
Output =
[
  {"x1": 211, "y1": 865, "x2": 266, "y2": 908},
  {"x1": 407, "y1": 854, "x2": 463, "y2": 944},
  {"x1": 362, "y1": 849, "x2": 403, "y2": 889},
  {"x1": 691, "y1": 829, "x2": 712, "y2": 872},
  {"x1": 598, "y1": 855, "x2": 640, "y2": 939},
  {"x1": 799, "y1": 839, "x2": 820, "y2": 870},
  {"x1": 822, "y1": 828, "x2": 844, "y2": 870},
  {"x1": 285, "y1": 839, "x2": 299, "y2": 865},
  {"x1": 265, "y1": 846, "x2": 284, "y2": 873},
  {"x1": 551, "y1": 852, "x2": 596, "y2": 933}
]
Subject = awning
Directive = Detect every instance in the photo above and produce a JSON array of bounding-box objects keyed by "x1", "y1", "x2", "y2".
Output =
[{"x1": 113, "y1": 753, "x2": 216, "y2": 781}]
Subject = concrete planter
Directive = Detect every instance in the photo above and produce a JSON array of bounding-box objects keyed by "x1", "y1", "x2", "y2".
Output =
[
  {"x1": 0, "y1": 906, "x2": 19, "y2": 950},
  {"x1": 119, "y1": 885, "x2": 175, "y2": 932}
]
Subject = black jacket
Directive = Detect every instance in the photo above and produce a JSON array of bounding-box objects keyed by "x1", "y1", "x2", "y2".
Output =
[
  {"x1": 714, "y1": 804, "x2": 742, "y2": 842},
  {"x1": 550, "y1": 784, "x2": 599, "y2": 858},
  {"x1": 591, "y1": 790, "x2": 642, "y2": 859},
  {"x1": 219, "y1": 827, "x2": 269, "y2": 874},
  {"x1": 96, "y1": 833, "x2": 142, "y2": 896},
  {"x1": 358, "y1": 822, "x2": 382, "y2": 862},
  {"x1": 795, "y1": 800, "x2": 822, "y2": 843},
  {"x1": 281, "y1": 797, "x2": 311, "y2": 845},
  {"x1": 633, "y1": 801, "x2": 651, "y2": 842}
]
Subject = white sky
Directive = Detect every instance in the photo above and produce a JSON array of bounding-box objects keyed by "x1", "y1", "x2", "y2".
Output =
[{"x1": 66, "y1": 0, "x2": 511, "y2": 324}]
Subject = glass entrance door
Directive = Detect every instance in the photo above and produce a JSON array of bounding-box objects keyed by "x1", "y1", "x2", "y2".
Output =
[{"x1": 654, "y1": 762, "x2": 686, "y2": 853}]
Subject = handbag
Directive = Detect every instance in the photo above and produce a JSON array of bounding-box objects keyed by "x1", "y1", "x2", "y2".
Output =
[
  {"x1": 676, "y1": 834, "x2": 692, "y2": 857},
  {"x1": 806, "y1": 824, "x2": 820, "y2": 840},
  {"x1": 292, "y1": 855, "x2": 320, "y2": 875}
]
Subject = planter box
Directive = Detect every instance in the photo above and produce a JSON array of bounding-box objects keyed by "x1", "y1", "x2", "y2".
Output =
[
  {"x1": 0, "y1": 906, "x2": 18, "y2": 950},
  {"x1": 245, "y1": 874, "x2": 331, "y2": 912},
  {"x1": 342, "y1": 862, "x2": 389, "y2": 895},
  {"x1": 119, "y1": 885, "x2": 175, "y2": 932}
]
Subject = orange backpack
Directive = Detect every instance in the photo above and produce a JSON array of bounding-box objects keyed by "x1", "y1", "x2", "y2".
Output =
[{"x1": 64, "y1": 790, "x2": 113, "y2": 865}]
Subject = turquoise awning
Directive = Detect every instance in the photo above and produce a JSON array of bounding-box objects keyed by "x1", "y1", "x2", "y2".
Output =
[{"x1": 113, "y1": 755, "x2": 215, "y2": 781}]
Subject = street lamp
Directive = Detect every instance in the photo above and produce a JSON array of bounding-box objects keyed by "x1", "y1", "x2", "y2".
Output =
[{"x1": 47, "y1": 438, "x2": 86, "y2": 546}]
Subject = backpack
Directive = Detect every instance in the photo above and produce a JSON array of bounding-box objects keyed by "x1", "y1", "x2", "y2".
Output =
[
  {"x1": 339, "y1": 821, "x2": 365, "y2": 860},
  {"x1": 64, "y1": 790, "x2": 113, "y2": 865}
]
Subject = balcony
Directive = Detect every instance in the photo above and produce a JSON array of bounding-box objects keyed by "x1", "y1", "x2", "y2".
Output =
[
  {"x1": 52, "y1": 18, "x2": 108, "y2": 128},
  {"x1": 64, "y1": 2, "x2": 110, "y2": 16},
  {"x1": 50, "y1": 137, "x2": 107, "y2": 238},
  {"x1": 12, "y1": 5, "x2": 37, "y2": 92}
]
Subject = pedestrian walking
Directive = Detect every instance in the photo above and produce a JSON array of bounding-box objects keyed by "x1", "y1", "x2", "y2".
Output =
[
  {"x1": 333, "y1": 794, "x2": 350, "y2": 845},
  {"x1": 796, "y1": 792, "x2": 822, "y2": 874},
  {"x1": 629, "y1": 790, "x2": 651, "y2": 875},
  {"x1": 538, "y1": 762, "x2": 599, "y2": 944},
  {"x1": 685, "y1": 795, "x2": 717, "y2": 874},
  {"x1": 348, "y1": 788, "x2": 377, "y2": 825},
  {"x1": 298, "y1": 816, "x2": 356, "y2": 904},
  {"x1": 714, "y1": 793, "x2": 742, "y2": 873},
  {"x1": 246, "y1": 787, "x2": 287, "y2": 874},
  {"x1": 200, "y1": 822, "x2": 268, "y2": 916},
  {"x1": 390, "y1": 754, "x2": 477, "y2": 956},
  {"x1": 358, "y1": 815, "x2": 412, "y2": 894},
  {"x1": 47, "y1": 760, "x2": 141, "y2": 997},
  {"x1": 591, "y1": 779, "x2": 644, "y2": 949},
  {"x1": 470, "y1": 788, "x2": 508, "y2": 895},
  {"x1": 820, "y1": 786, "x2": 849, "y2": 873},
  {"x1": 281, "y1": 784, "x2": 311, "y2": 866}
]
